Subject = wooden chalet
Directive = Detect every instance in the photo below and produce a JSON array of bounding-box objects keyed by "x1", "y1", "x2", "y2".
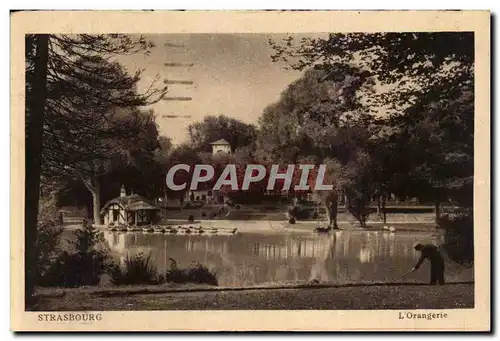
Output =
[{"x1": 101, "y1": 186, "x2": 160, "y2": 226}]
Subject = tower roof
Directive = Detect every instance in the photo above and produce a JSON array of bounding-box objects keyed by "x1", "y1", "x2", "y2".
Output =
[{"x1": 210, "y1": 138, "x2": 230, "y2": 145}]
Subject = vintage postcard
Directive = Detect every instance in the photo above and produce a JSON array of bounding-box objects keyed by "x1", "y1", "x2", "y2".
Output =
[{"x1": 10, "y1": 10, "x2": 490, "y2": 331}]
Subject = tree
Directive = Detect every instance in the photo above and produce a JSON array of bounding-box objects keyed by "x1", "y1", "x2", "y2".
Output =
[
  {"x1": 25, "y1": 34, "x2": 166, "y2": 305},
  {"x1": 188, "y1": 115, "x2": 258, "y2": 153},
  {"x1": 25, "y1": 35, "x2": 49, "y2": 305},
  {"x1": 30, "y1": 35, "x2": 167, "y2": 225},
  {"x1": 270, "y1": 32, "x2": 473, "y2": 111},
  {"x1": 257, "y1": 66, "x2": 376, "y2": 228},
  {"x1": 388, "y1": 79, "x2": 473, "y2": 220},
  {"x1": 258, "y1": 67, "x2": 374, "y2": 163},
  {"x1": 163, "y1": 144, "x2": 202, "y2": 205},
  {"x1": 154, "y1": 136, "x2": 174, "y2": 166},
  {"x1": 270, "y1": 32, "x2": 474, "y2": 220}
]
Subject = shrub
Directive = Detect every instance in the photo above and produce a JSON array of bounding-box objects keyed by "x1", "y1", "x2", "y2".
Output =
[
  {"x1": 37, "y1": 220, "x2": 111, "y2": 287},
  {"x1": 35, "y1": 220, "x2": 64, "y2": 284},
  {"x1": 109, "y1": 252, "x2": 159, "y2": 286},
  {"x1": 288, "y1": 205, "x2": 315, "y2": 220},
  {"x1": 439, "y1": 212, "x2": 474, "y2": 267},
  {"x1": 38, "y1": 249, "x2": 109, "y2": 287},
  {"x1": 165, "y1": 258, "x2": 218, "y2": 286},
  {"x1": 188, "y1": 214, "x2": 194, "y2": 222},
  {"x1": 38, "y1": 195, "x2": 60, "y2": 223},
  {"x1": 346, "y1": 197, "x2": 371, "y2": 228}
]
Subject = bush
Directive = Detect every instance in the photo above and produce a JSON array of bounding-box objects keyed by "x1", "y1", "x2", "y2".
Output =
[
  {"x1": 109, "y1": 252, "x2": 159, "y2": 285},
  {"x1": 439, "y1": 212, "x2": 474, "y2": 266},
  {"x1": 37, "y1": 249, "x2": 109, "y2": 287},
  {"x1": 288, "y1": 205, "x2": 315, "y2": 220},
  {"x1": 346, "y1": 197, "x2": 371, "y2": 228},
  {"x1": 36, "y1": 220, "x2": 64, "y2": 284},
  {"x1": 165, "y1": 258, "x2": 218, "y2": 286},
  {"x1": 38, "y1": 195, "x2": 60, "y2": 223},
  {"x1": 188, "y1": 214, "x2": 194, "y2": 222},
  {"x1": 37, "y1": 220, "x2": 111, "y2": 287}
]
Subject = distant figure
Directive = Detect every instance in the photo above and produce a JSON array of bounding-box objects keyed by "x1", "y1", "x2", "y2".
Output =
[
  {"x1": 412, "y1": 242, "x2": 445, "y2": 285},
  {"x1": 59, "y1": 212, "x2": 64, "y2": 225}
]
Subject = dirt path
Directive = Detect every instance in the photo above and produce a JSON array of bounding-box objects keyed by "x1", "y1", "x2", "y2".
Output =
[{"x1": 32, "y1": 282, "x2": 473, "y2": 311}]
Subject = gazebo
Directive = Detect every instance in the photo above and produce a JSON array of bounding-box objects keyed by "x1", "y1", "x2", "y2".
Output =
[{"x1": 101, "y1": 188, "x2": 160, "y2": 226}]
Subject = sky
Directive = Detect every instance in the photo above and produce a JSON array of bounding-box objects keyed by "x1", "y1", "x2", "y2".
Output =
[{"x1": 119, "y1": 34, "x2": 323, "y2": 144}]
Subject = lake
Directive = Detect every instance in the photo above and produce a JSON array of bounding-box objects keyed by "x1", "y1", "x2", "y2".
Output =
[{"x1": 102, "y1": 228, "x2": 474, "y2": 287}]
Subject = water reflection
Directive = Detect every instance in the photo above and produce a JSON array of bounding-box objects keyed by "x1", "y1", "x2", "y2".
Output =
[{"x1": 103, "y1": 229, "x2": 471, "y2": 287}]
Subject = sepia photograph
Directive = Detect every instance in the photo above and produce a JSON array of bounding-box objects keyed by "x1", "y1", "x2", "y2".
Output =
[{"x1": 10, "y1": 10, "x2": 490, "y2": 331}]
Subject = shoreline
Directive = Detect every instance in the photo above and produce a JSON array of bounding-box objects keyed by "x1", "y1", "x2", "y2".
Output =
[
  {"x1": 83, "y1": 220, "x2": 438, "y2": 234},
  {"x1": 34, "y1": 279, "x2": 474, "y2": 298},
  {"x1": 31, "y1": 281, "x2": 474, "y2": 311}
]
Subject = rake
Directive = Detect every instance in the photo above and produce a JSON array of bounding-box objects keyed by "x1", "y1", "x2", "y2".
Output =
[{"x1": 388, "y1": 269, "x2": 414, "y2": 284}]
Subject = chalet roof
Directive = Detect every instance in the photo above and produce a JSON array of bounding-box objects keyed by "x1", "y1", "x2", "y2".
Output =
[
  {"x1": 101, "y1": 194, "x2": 159, "y2": 213},
  {"x1": 210, "y1": 138, "x2": 230, "y2": 145}
]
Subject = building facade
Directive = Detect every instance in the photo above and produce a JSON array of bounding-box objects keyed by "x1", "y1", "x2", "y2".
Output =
[{"x1": 210, "y1": 138, "x2": 232, "y2": 154}]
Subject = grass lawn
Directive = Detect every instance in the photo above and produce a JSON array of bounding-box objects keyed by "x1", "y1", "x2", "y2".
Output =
[{"x1": 31, "y1": 282, "x2": 473, "y2": 311}]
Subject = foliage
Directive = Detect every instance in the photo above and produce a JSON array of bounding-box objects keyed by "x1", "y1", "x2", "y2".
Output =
[
  {"x1": 38, "y1": 190, "x2": 61, "y2": 223},
  {"x1": 268, "y1": 32, "x2": 474, "y2": 225},
  {"x1": 161, "y1": 144, "x2": 202, "y2": 204},
  {"x1": 109, "y1": 252, "x2": 159, "y2": 286},
  {"x1": 439, "y1": 212, "x2": 474, "y2": 267},
  {"x1": 188, "y1": 115, "x2": 258, "y2": 153},
  {"x1": 269, "y1": 32, "x2": 473, "y2": 111},
  {"x1": 37, "y1": 220, "x2": 111, "y2": 287},
  {"x1": 35, "y1": 221, "x2": 64, "y2": 284},
  {"x1": 165, "y1": 258, "x2": 218, "y2": 286},
  {"x1": 26, "y1": 34, "x2": 167, "y2": 225},
  {"x1": 257, "y1": 67, "x2": 375, "y2": 164}
]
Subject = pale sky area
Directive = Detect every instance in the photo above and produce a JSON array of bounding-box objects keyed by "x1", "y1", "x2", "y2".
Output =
[{"x1": 119, "y1": 34, "x2": 325, "y2": 144}]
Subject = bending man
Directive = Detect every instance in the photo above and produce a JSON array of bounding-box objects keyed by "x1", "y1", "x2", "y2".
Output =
[{"x1": 412, "y1": 242, "x2": 445, "y2": 285}]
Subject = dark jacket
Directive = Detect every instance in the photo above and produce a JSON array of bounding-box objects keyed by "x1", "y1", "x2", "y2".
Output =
[{"x1": 414, "y1": 244, "x2": 444, "y2": 269}]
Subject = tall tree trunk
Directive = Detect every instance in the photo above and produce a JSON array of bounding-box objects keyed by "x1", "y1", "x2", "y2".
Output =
[
  {"x1": 382, "y1": 195, "x2": 387, "y2": 224},
  {"x1": 81, "y1": 175, "x2": 102, "y2": 225},
  {"x1": 358, "y1": 200, "x2": 366, "y2": 228},
  {"x1": 91, "y1": 178, "x2": 102, "y2": 225},
  {"x1": 25, "y1": 34, "x2": 49, "y2": 309},
  {"x1": 434, "y1": 200, "x2": 441, "y2": 225},
  {"x1": 324, "y1": 192, "x2": 339, "y2": 229}
]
